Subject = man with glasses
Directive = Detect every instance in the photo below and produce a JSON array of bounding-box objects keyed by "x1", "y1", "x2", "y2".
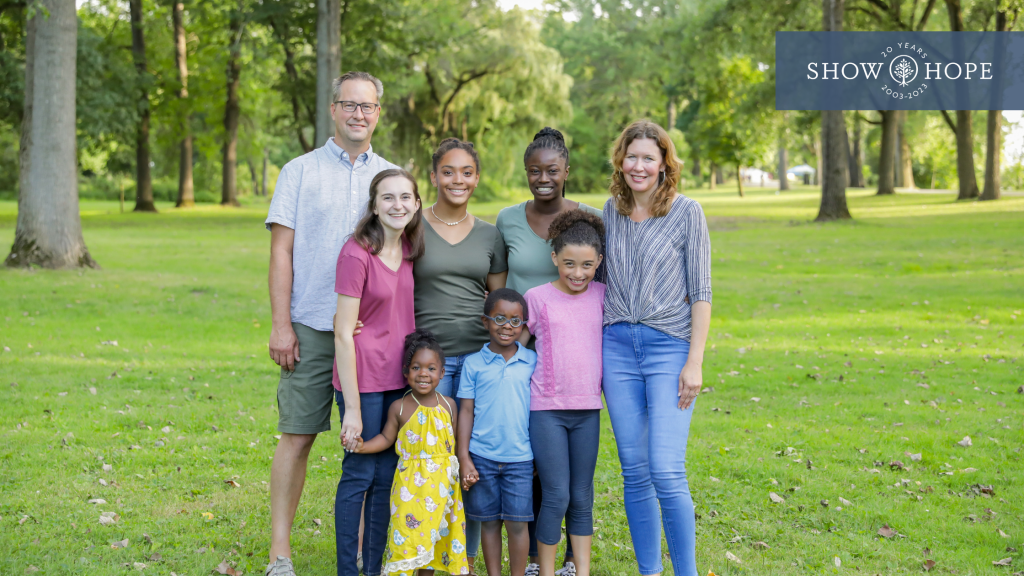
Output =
[{"x1": 265, "y1": 71, "x2": 397, "y2": 576}]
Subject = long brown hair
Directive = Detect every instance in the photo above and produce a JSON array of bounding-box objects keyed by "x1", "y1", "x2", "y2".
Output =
[
  {"x1": 608, "y1": 120, "x2": 682, "y2": 218},
  {"x1": 352, "y1": 169, "x2": 425, "y2": 261}
]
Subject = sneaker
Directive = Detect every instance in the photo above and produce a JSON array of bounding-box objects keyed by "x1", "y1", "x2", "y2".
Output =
[
  {"x1": 356, "y1": 552, "x2": 363, "y2": 572},
  {"x1": 555, "y1": 562, "x2": 576, "y2": 576},
  {"x1": 525, "y1": 563, "x2": 540, "y2": 576},
  {"x1": 266, "y1": 555, "x2": 297, "y2": 576}
]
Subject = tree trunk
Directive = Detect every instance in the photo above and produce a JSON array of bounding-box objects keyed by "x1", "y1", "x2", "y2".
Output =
[
  {"x1": 221, "y1": 7, "x2": 242, "y2": 207},
  {"x1": 130, "y1": 0, "x2": 156, "y2": 212},
  {"x1": 815, "y1": 0, "x2": 851, "y2": 221},
  {"x1": 172, "y1": 0, "x2": 194, "y2": 207},
  {"x1": 849, "y1": 113, "x2": 865, "y2": 187},
  {"x1": 315, "y1": 0, "x2": 341, "y2": 147},
  {"x1": 666, "y1": 97, "x2": 677, "y2": 131},
  {"x1": 6, "y1": 0, "x2": 98, "y2": 269},
  {"x1": 247, "y1": 158, "x2": 258, "y2": 196},
  {"x1": 897, "y1": 110, "x2": 915, "y2": 188},
  {"x1": 715, "y1": 165, "x2": 724, "y2": 187},
  {"x1": 270, "y1": 18, "x2": 314, "y2": 153},
  {"x1": 736, "y1": 164, "x2": 744, "y2": 197},
  {"x1": 981, "y1": 110, "x2": 1002, "y2": 200},
  {"x1": 709, "y1": 161, "x2": 717, "y2": 189},
  {"x1": 777, "y1": 142, "x2": 789, "y2": 191},
  {"x1": 953, "y1": 110, "x2": 979, "y2": 199},
  {"x1": 877, "y1": 110, "x2": 897, "y2": 195},
  {"x1": 261, "y1": 148, "x2": 269, "y2": 196},
  {"x1": 690, "y1": 149, "x2": 701, "y2": 183},
  {"x1": 813, "y1": 138, "x2": 822, "y2": 186}
]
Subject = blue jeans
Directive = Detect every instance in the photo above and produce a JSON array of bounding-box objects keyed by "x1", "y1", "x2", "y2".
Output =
[
  {"x1": 435, "y1": 353, "x2": 481, "y2": 558},
  {"x1": 462, "y1": 453, "x2": 535, "y2": 522},
  {"x1": 334, "y1": 388, "x2": 405, "y2": 576},
  {"x1": 603, "y1": 323, "x2": 697, "y2": 576}
]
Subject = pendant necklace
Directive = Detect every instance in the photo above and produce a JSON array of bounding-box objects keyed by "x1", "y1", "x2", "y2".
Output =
[{"x1": 431, "y1": 204, "x2": 469, "y2": 226}]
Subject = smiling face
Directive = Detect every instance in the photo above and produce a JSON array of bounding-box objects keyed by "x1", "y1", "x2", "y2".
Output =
[
  {"x1": 525, "y1": 148, "x2": 569, "y2": 201},
  {"x1": 551, "y1": 244, "x2": 602, "y2": 295},
  {"x1": 405, "y1": 347, "x2": 444, "y2": 395},
  {"x1": 331, "y1": 79, "x2": 380, "y2": 148},
  {"x1": 481, "y1": 299, "x2": 524, "y2": 349},
  {"x1": 373, "y1": 176, "x2": 420, "y2": 233},
  {"x1": 430, "y1": 149, "x2": 479, "y2": 208},
  {"x1": 621, "y1": 137, "x2": 665, "y2": 195}
]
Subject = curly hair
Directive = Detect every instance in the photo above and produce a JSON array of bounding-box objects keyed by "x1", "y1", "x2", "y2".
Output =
[
  {"x1": 524, "y1": 127, "x2": 570, "y2": 196},
  {"x1": 402, "y1": 329, "x2": 445, "y2": 375},
  {"x1": 483, "y1": 288, "x2": 529, "y2": 322},
  {"x1": 431, "y1": 137, "x2": 481, "y2": 173},
  {"x1": 608, "y1": 120, "x2": 683, "y2": 218},
  {"x1": 548, "y1": 209, "x2": 604, "y2": 256}
]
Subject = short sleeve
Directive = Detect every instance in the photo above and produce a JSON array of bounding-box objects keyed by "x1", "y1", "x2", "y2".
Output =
[
  {"x1": 456, "y1": 361, "x2": 477, "y2": 399},
  {"x1": 335, "y1": 243, "x2": 369, "y2": 298},
  {"x1": 523, "y1": 288, "x2": 542, "y2": 332},
  {"x1": 265, "y1": 160, "x2": 302, "y2": 230},
  {"x1": 489, "y1": 228, "x2": 508, "y2": 274}
]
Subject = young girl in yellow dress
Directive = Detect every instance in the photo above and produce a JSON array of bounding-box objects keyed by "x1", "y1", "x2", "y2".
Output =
[{"x1": 353, "y1": 329, "x2": 470, "y2": 576}]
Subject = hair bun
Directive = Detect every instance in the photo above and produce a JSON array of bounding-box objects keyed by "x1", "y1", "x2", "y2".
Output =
[
  {"x1": 437, "y1": 137, "x2": 461, "y2": 147},
  {"x1": 534, "y1": 127, "x2": 565, "y2": 143}
]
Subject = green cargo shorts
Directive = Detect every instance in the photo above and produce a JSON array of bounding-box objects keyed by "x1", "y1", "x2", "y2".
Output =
[{"x1": 276, "y1": 322, "x2": 336, "y2": 435}]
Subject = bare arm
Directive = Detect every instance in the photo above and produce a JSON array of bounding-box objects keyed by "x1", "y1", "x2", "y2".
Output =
[
  {"x1": 335, "y1": 294, "x2": 363, "y2": 450},
  {"x1": 269, "y1": 224, "x2": 299, "y2": 371},
  {"x1": 678, "y1": 301, "x2": 711, "y2": 410},
  {"x1": 486, "y1": 271, "x2": 507, "y2": 292},
  {"x1": 517, "y1": 325, "x2": 532, "y2": 346},
  {"x1": 356, "y1": 400, "x2": 401, "y2": 454},
  {"x1": 456, "y1": 398, "x2": 478, "y2": 491},
  {"x1": 443, "y1": 395, "x2": 458, "y2": 442}
]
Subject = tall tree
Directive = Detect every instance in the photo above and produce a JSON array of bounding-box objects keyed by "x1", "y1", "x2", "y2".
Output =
[
  {"x1": 6, "y1": 0, "x2": 97, "y2": 268},
  {"x1": 897, "y1": 110, "x2": 915, "y2": 188},
  {"x1": 944, "y1": 0, "x2": 980, "y2": 199},
  {"x1": 777, "y1": 143, "x2": 789, "y2": 190},
  {"x1": 130, "y1": 0, "x2": 156, "y2": 212},
  {"x1": 816, "y1": 0, "x2": 851, "y2": 221},
  {"x1": 221, "y1": 1, "x2": 243, "y2": 207},
  {"x1": 848, "y1": 112, "x2": 865, "y2": 187},
  {"x1": 982, "y1": 6, "x2": 1018, "y2": 200},
  {"x1": 172, "y1": 0, "x2": 195, "y2": 207},
  {"x1": 877, "y1": 110, "x2": 897, "y2": 194},
  {"x1": 314, "y1": 0, "x2": 340, "y2": 148}
]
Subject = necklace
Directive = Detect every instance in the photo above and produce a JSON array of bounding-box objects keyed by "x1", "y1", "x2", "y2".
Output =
[{"x1": 430, "y1": 204, "x2": 469, "y2": 226}]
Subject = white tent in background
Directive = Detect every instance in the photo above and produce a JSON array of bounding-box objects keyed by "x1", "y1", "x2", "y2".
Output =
[{"x1": 786, "y1": 164, "x2": 816, "y2": 183}]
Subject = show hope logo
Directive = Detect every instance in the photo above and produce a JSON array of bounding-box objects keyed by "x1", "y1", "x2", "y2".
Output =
[{"x1": 804, "y1": 42, "x2": 993, "y2": 100}]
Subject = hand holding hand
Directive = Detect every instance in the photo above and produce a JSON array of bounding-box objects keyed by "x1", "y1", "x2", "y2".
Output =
[
  {"x1": 340, "y1": 412, "x2": 363, "y2": 452},
  {"x1": 678, "y1": 361, "x2": 702, "y2": 410},
  {"x1": 459, "y1": 456, "x2": 479, "y2": 491}
]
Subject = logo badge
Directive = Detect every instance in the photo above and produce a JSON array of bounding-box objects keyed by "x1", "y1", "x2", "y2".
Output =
[{"x1": 889, "y1": 54, "x2": 918, "y2": 87}]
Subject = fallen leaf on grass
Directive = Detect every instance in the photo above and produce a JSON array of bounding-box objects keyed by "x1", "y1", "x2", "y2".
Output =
[
  {"x1": 923, "y1": 559, "x2": 936, "y2": 571},
  {"x1": 839, "y1": 497, "x2": 852, "y2": 506},
  {"x1": 957, "y1": 436, "x2": 973, "y2": 448},
  {"x1": 111, "y1": 538, "x2": 129, "y2": 549},
  {"x1": 224, "y1": 479, "x2": 240, "y2": 488},
  {"x1": 99, "y1": 512, "x2": 119, "y2": 526},
  {"x1": 88, "y1": 498, "x2": 107, "y2": 505},
  {"x1": 906, "y1": 452, "x2": 922, "y2": 462},
  {"x1": 993, "y1": 558, "x2": 1012, "y2": 566},
  {"x1": 150, "y1": 553, "x2": 162, "y2": 561},
  {"x1": 999, "y1": 529, "x2": 1010, "y2": 538},
  {"x1": 133, "y1": 562, "x2": 146, "y2": 570},
  {"x1": 834, "y1": 557, "x2": 841, "y2": 567},
  {"x1": 753, "y1": 541, "x2": 770, "y2": 549},
  {"x1": 890, "y1": 460, "x2": 905, "y2": 471},
  {"x1": 725, "y1": 551, "x2": 742, "y2": 564},
  {"x1": 313, "y1": 518, "x2": 322, "y2": 526},
  {"x1": 25, "y1": 567, "x2": 40, "y2": 573},
  {"x1": 878, "y1": 524, "x2": 897, "y2": 539},
  {"x1": 769, "y1": 492, "x2": 785, "y2": 504},
  {"x1": 214, "y1": 560, "x2": 244, "y2": 575}
]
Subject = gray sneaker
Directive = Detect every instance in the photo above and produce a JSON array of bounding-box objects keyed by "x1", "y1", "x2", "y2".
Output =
[
  {"x1": 554, "y1": 562, "x2": 576, "y2": 576},
  {"x1": 266, "y1": 555, "x2": 297, "y2": 576},
  {"x1": 525, "y1": 563, "x2": 540, "y2": 576}
]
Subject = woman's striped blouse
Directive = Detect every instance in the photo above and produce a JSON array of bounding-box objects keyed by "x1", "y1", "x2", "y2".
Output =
[{"x1": 602, "y1": 194, "x2": 712, "y2": 342}]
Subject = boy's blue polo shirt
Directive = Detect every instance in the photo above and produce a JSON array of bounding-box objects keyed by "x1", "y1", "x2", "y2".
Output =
[{"x1": 457, "y1": 342, "x2": 537, "y2": 463}]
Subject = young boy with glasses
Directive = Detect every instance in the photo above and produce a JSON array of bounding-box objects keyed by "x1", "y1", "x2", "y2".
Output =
[{"x1": 456, "y1": 288, "x2": 537, "y2": 576}]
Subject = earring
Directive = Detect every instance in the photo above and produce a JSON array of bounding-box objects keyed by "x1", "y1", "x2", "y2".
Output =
[{"x1": 658, "y1": 171, "x2": 665, "y2": 186}]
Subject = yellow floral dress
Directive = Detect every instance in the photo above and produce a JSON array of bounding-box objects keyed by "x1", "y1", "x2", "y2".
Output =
[{"x1": 383, "y1": 392, "x2": 469, "y2": 576}]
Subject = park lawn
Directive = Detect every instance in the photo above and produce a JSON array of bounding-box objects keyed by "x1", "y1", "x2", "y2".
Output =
[{"x1": 0, "y1": 188, "x2": 1022, "y2": 576}]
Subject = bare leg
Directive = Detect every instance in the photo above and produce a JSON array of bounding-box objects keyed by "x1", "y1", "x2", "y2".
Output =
[
  {"x1": 358, "y1": 498, "x2": 365, "y2": 552},
  {"x1": 505, "y1": 521, "x2": 530, "y2": 576},
  {"x1": 567, "y1": 535, "x2": 592, "y2": 576},
  {"x1": 269, "y1": 432, "x2": 317, "y2": 561},
  {"x1": 537, "y1": 543, "x2": 558, "y2": 576},
  {"x1": 480, "y1": 521, "x2": 504, "y2": 576},
  {"x1": 416, "y1": 569, "x2": 435, "y2": 576},
  {"x1": 467, "y1": 556, "x2": 477, "y2": 576}
]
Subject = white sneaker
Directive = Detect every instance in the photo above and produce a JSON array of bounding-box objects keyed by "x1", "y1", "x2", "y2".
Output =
[
  {"x1": 357, "y1": 552, "x2": 363, "y2": 573},
  {"x1": 555, "y1": 562, "x2": 576, "y2": 576},
  {"x1": 266, "y1": 555, "x2": 297, "y2": 576},
  {"x1": 525, "y1": 563, "x2": 540, "y2": 576}
]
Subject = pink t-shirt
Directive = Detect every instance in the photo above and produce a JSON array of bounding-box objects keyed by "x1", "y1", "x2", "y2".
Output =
[
  {"x1": 524, "y1": 281, "x2": 606, "y2": 411},
  {"x1": 333, "y1": 237, "x2": 415, "y2": 393}
]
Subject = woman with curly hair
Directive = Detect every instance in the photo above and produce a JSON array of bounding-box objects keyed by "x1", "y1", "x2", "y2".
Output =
[
  {"x1": 601, "y1": 120, "x2": 712, "y2": 576},
  {"x1": 517, "y1": 209, "x2": 606, "y2": 576}
]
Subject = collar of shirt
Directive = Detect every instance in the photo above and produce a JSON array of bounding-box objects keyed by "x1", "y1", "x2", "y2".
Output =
[
  {"x1": 325, "y1": 137, "x2": 373, "y2": 166},
  {"x1": 478, "y1": 341, "x2": 530, "y2": 365}
]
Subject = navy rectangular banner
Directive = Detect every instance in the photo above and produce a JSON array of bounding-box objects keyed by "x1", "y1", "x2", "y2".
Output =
[{"x1": 775, "y1": 32, "x2": 1024, "y2": 111}]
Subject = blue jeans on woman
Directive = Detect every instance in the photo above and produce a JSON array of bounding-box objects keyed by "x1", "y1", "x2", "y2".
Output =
[
  {"x1": 603, "y1": 322, "x2": 697, "y2": 576},
  {"x1": 334, "y1": 388, "x2": 405, "y2": 576},
  {"x1": 435, "y1": 353, "x2": 481, "y2": 560}
]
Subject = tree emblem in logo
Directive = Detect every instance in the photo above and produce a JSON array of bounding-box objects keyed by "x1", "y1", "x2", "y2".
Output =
[{"x1": 889, "y1": 54, "x2": 918, "y2": 87}]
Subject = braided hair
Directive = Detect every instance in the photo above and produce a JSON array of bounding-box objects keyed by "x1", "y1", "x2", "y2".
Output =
[
  {"x1": 548, "y1": 209, "x2": 605, "y2": 257},
  {"x1": 431, "y1": 137, "x2": 480, "y2": 173},
  {"x1": 402, "y1": 329, "x2": 445, "y2": 375},
  {"x1": 524, "y1": 127, "x2": 570, "y2": 196}
]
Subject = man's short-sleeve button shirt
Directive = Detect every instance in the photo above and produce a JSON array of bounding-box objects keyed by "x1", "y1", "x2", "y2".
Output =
[
  {"x1": 265, "y1": 138, "x2": 398, "y2": 332},
  {"x1": 457, "y1": 342, "x2": 537, "y2": 463}
]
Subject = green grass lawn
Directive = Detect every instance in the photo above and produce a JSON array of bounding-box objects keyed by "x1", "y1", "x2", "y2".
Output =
[{"x1": 1, "y1": 186, "x2": 1022, "y2": 575}]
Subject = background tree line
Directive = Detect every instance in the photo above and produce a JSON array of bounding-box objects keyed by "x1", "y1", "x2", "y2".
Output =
[{"x1": 1, "y1": 0, "x2": 1022, "y2": 266}]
